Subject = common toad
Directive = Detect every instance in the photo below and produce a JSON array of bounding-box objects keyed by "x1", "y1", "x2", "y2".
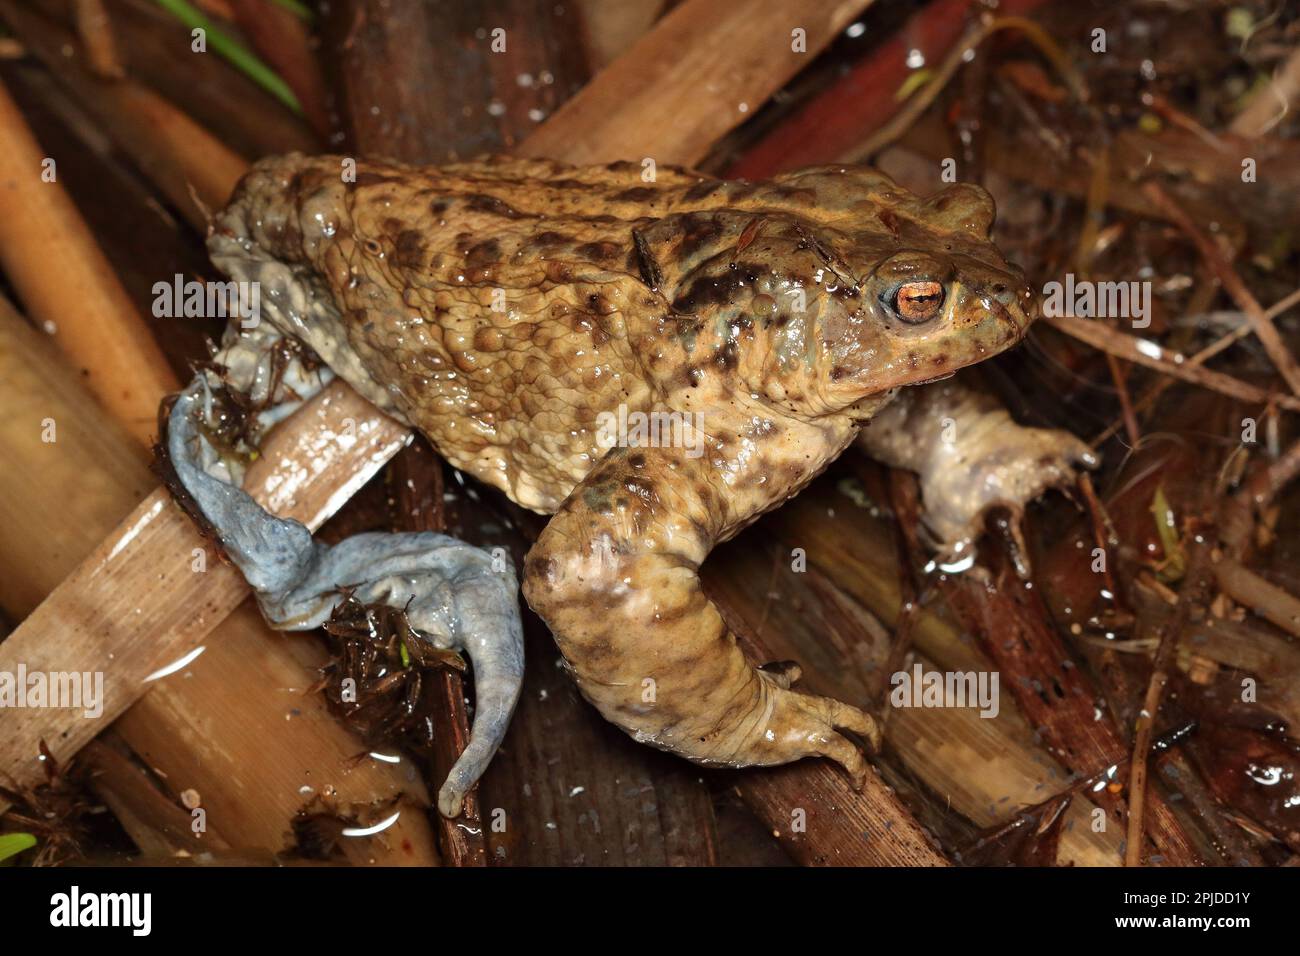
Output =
[{"x1": 178, "y1": 154, "x2": 1093, "y2": 810}]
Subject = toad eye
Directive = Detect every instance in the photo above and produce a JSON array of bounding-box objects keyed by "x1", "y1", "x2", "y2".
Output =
[{"x1": 891, "y1": 280, "x2": 945, "y2": 323}]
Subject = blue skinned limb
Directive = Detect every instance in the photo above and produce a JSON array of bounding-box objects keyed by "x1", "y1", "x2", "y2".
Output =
[{"x1": 166, "y1": 323, "x2": 524, "y2": 818}]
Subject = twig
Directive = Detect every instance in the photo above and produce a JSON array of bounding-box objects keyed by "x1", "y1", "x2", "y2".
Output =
[
  {"x1": 1214, "y1": 557, "x2": 1300, "y2": 638},
  {"x1": 875, "y1": 468, "x2": 925, "y2": 713},
  {"x1": 2, "y1": 0, "x2": 248, "y2": 228},
  {"x1": 1044, "y1": 312, "x2": 1300, "y2": 412},
  {"x1": 58, "y1": 0, "x2": 318, "y2": 156},
  {"x1": 844, "y1": 14, "x2": 1087, "y2": 163},
  {"x1": 729, "y1": 0, "x2": 1051, "y2": 177},
  {"x1": 1217, "y1": 434, "x2": 1300, "y2": 561},
  {"x1": 1142, "y1": 181, "x2": 1300, "y2": 396},
  {"x1": 389, "y1": 442, "x2": 486, "y2": 866},
  {"x1": 1078, "y1": 473, "x2": 1122, "y2": 605},
  {"x1": 82, "y1": 737, "x2": 227, "y2": 857},
  {"x1": 1157, "y1": 752, "x2": 1263, "y2": 866},
  {"x1": 1076, "y1": 148, "x2": 1141, "y2": 447},
  {"x1": 73, "y1": 0, "x2": 123, "y2": 78},
  {"x1": 1090, "y1": 286, "x2": 1300, "y2": 445},
  {"x1": 519, "y1": 0, "x2": 874, "y2": 166},
  {"x1": 1125, "y1": 543, "x2": 1213, "y2": 866},
  {"x1": 1191, "y1": 285, "x2": 1300, "y2": 368},
  {"x1": 1230, "y1": 45, "x2": 1300, "y2": 137},
  {"x1": 1106, "y1": 353, "x2": 1142, "y2": 448},
  {"x1": 1254, "y1": 435, "x2": 1300, "y2": 509},
  {"x1": 1146, "y1": 92, "x2": 1228, "y2": 153},
  {"x1": 0, "y1": 75, "x2": 178, "y2": 444}
]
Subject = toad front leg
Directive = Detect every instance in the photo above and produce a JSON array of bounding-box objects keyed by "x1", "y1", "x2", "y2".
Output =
[
  {"x1": 523, "y1": 447, "x2": 881, "y2": 780},
  {"x1": 858, "y1": 378, "x2": 1098, "y2": 567}
]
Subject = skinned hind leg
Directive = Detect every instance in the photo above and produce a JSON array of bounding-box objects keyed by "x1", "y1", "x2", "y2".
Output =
[{"x1": 165, "y1": 321, "x2": 524, "y2": 817}]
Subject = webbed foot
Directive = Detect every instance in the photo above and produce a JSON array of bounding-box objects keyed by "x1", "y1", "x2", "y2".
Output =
[{"x1": 728, "y1": 676, "x2": 882, "y2": 785}]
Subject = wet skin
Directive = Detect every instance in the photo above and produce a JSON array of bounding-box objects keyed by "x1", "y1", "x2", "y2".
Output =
[{"x1": 196, "y1": 154, "x2": 1092, "y2": 791}]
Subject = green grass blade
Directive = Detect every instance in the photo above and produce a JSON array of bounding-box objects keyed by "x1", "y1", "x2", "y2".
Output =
[
  {"x1": 270, "y1": 0, "x2": 314, "y2": 22},
  {"x1": 0, "y1": 833, "x2": 37, "y2": 864},
  {"x1": 152, "y1": 0, "x2": 302, "y2": 115}
]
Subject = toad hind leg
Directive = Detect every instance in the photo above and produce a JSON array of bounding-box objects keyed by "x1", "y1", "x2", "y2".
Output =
[
  {"x1": 165, "y1": 328, "x2": 523, "y2": 818},
  {"x1": 523, "y1": 447, "x2": 881, "y2": 781}
]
